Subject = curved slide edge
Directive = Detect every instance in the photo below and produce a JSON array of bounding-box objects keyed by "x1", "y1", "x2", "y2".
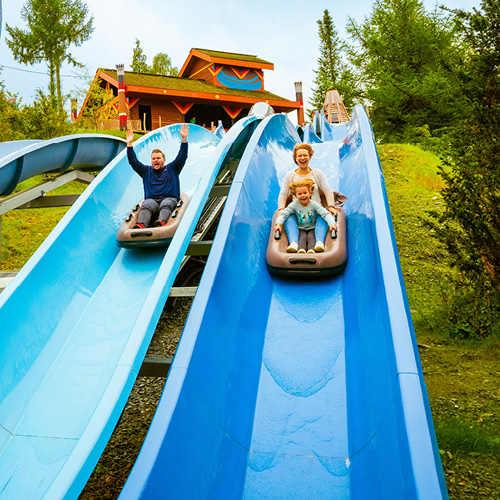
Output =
[
  {"x1": 120, "y1": 107, "x2": 447, "y2": 499},
  {"x1": 0, "y1": 134, "x2": 127, "y2": 196},
  {"x1": 0, "y1": 118, "x2": 260, "y2": 500}
]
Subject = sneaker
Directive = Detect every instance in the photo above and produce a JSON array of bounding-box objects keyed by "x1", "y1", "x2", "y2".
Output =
[
  {"x1": 286, "y1": 242, "x2": 298, "y2": 253},
  {"x1": 297, "y1": 248, "x2": 306, "y2": 254},
  {"x1": 307, "y1": 249, "x2": 315, "y2": 254},
  {"x1": 133, "y1": 223, "x2": 145, "y2": 229},
  {"x1": 314, "y1": 241, "x2": 325, "y2": 252},
  {"x1": 154, "y1": 220, "x2": 166, "y2": 227}
]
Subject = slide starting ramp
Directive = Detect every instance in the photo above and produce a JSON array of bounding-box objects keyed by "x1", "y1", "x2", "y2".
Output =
[
  {"x1": 0, "y1": 134, "x2": 127, "y2": 196},
  {"x1": 120, "y1": 106, "x2": 448, "y2": 499},
  {"x1": 0, "y1": 117, "x2": 261, "y2": 500}
]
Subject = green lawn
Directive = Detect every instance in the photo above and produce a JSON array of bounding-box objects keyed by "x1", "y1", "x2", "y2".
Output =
[{"x1": 0, "y1": 173, "x2": 88, "y2": 270}]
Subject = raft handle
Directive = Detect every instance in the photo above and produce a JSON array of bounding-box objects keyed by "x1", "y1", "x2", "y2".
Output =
[
  {"x1": 289, "y1": 258, "x2": 317, "y2": 265},
  {"x1": 131, "y1": 231, "x2": 153, "y2": 238}
]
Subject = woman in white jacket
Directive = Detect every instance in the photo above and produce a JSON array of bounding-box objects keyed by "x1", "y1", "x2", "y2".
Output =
[{"x1": 277, "y1": 143, "x2": 347, "y2": 252}]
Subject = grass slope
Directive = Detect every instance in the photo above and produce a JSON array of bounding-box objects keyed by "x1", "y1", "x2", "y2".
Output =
[{"x1": 380, "y1": 143, "x2": 500, "y2": 499}]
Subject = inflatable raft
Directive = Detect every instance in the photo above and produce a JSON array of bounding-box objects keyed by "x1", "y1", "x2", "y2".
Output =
[
  {"x1": 266, "y1": 206, "x2": 347, "y2": 276},
  {"x1": 116, "y1": 192, "x2": 189, "y2": 248}
]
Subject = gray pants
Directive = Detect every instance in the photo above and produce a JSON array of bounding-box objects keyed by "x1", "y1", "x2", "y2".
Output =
[
  {"x1": 298, "y1": 229, "x2": 316, "y2": 252},
  {"x1": 138, "y1": 197, "x2": 178, "y2": 227}
]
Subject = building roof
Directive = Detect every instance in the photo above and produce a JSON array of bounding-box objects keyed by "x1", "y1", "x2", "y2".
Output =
[
  {"x1": 179, "y1": 48, "x2": 274, "y2": 78},
  {"x1": 98, "y1": 68, "x2": 299, "y2": 110},
  {"x1": 192, "y1": 48, "x2": 273, "y2": 66}
]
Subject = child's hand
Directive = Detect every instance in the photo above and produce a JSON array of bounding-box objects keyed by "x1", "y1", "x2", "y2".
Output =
[
  {"x1": 329, "y1": 224, "x2": 337, "y2": 232},
  {"x1": 274, "y1": 223, "x2": 282, "y2": 232}
]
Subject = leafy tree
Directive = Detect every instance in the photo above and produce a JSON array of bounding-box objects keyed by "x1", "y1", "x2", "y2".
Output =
[
  {"x1": 6, "y1": 0, "x2": 94, "y2": 112},
  {"x1": 430, "y1": 0, "x2": 500, "y2": 316},
  {"x1": 309, "y1": 9, "x2": 359, "y2": 117},
  {"x1": 151, "y1": 53, "x2": 178, "y2": 77},
  {"x1": 131, "y1": 39, "x2": 178, "y2": 76},
  {"x1": 0, "y1": 81, "x2": 26, "y2": 142},
  {"x1": 347, "y1": 0, "x2": 465, "y2": 144}
]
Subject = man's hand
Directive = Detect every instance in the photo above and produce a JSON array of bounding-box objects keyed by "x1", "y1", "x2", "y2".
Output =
[
  {"x1": 126, "y1": 129, "x2": 134, "y2": 147},
  {"x1": 180, "y1": 123, "x2": 189, "y2": 142},
  {"x1": 328, "y1": 206, "x2": 338, "y2": 216}
]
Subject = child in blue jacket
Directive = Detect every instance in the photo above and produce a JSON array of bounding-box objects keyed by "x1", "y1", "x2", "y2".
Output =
[{"x1": 274, "y1": 178, "x2": 337, "y2": 253}]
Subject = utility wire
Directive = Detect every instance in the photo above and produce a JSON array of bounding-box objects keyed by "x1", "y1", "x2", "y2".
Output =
[{"x1": 0, "y1": 64, "x2": 82, "y2": 78}]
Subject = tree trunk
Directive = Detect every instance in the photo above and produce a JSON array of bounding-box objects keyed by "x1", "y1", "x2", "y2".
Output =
[
  {"x1": 48, "y1": 60, "x2": 56, "y2": 103},
  {"x1": 55, "y1": 63, "x2": 63, "y2": 113}
]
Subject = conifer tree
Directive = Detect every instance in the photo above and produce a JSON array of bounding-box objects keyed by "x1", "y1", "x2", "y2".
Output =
[
  {"x1": 431, "y1": 0, "x2": 500, "y2": 301},
  {"x1": 131, "y1": 39, "x2": 149, "y2": 73},
  {"x1": 309, "y1": 9, "x2": 358, "y2": 117}
]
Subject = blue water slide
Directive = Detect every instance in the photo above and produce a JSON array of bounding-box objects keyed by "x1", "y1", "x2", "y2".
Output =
[
  {"x1": 0, "y1": 134, "x2": 127, "y2": 196},
  {"x1": 120, "y1": 106, "x2": 447, "y2": 499},
  {"x1": 0, "y1": 117, "x2": 261, "y2": 500},
  {"x1": 302, "y1": 122, "x2": 322, "y2": 144}
]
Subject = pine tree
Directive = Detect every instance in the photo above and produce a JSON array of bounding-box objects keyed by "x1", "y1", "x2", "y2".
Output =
[
  {"x1": 431, "y1": 0, "x2": 500, "y2": 294},
  {"x1": 131, "y1": 39, "x2": 149, "y2": 73},
  {"x1": 309, "y1": 9, "x2": 358, "y2": 118}
]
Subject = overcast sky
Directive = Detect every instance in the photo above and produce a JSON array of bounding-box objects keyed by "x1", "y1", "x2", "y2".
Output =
[{"x1": 0, "y1": 0, "x2": 480, "y2": 122}]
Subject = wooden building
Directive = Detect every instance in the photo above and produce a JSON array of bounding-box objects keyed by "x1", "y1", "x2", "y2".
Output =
[{"x1": 79, "y1": 48, "x2": 301, "y2": 132}]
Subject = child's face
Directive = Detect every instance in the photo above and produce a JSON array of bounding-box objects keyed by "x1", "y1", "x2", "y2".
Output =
[{"x1": 295, "y1": 186, "x2": 311, "y2": 206}]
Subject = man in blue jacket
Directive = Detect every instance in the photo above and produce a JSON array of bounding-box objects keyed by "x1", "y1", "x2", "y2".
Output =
[{"x1": 126, "y1": 123, "x2": 189, "y2": 228}]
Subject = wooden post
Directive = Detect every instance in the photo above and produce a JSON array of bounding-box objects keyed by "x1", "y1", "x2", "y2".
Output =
[
  {"x1": 116, "y1": 64, "x2": 127, "y2": 131},
  {"x1": 295, "y1": 81, "x2": 305, "y2": 127}
]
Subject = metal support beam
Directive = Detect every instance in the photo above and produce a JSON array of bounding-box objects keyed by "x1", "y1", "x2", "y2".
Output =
[
  {"x1": 138, "y1": 357, "x2": 172, "y2": 377},
  {"x1": 0, "y1": 170, "x2": 94, "y2": 216},
  {"x1": 209, "y1": 184, "x2": 231, "y2": 197},
  {"x1": 16, "y1": 194, "x2": 81, "y2": 209},
  {"x1": 169, "y1": 286, "x2": 197, "y2": 297},
  {"x1": 1, "y1": 271, "x2": 199, "y2": 296},
  {"x1": 185, "y1": 241, "x2": 213, "y2": 256},
  {"x1": 0, "y1": 272, "x2": 17, "y2": 289}
]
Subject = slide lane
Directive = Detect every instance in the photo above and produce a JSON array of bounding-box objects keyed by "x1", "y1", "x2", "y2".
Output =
[
  {"x1": 120, "y1": 106, "x2": 447, "y2": 499},
  {"x1": 0, "y1": 117, "x2": 260, "y2": 500},
  {"x1": 0, "y1": 134, "x2": 127, "y2": 196}
]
